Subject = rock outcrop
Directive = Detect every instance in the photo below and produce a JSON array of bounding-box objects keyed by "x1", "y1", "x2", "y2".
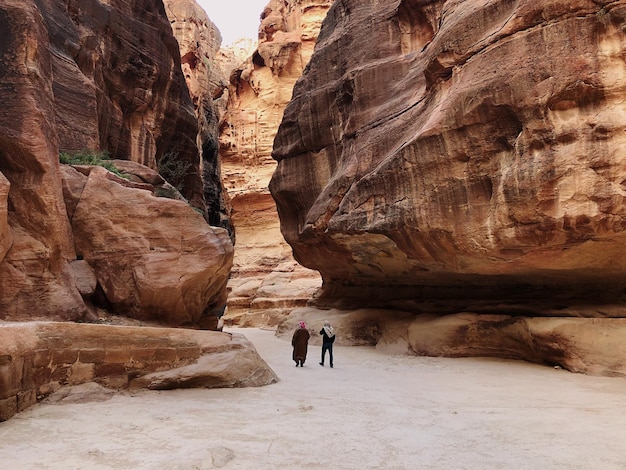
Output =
[
  {"x1": 270, "y1": 0, "x2": 626, "y2": 372},
  {"x1": 219, "y1": 0, "x2": 331, "y2": 325},
  {"x1": 0, "y1": 0, "x2": 87, "y2": 320},
  {"x1": 0, "y1": 322, "x2": 278, "y2": 421},
  {"x1": 0, "y1": 0, "x2": 232, "y2": 323},
  {"x1": 271, "y1": 0, "x2": 626, "y2": 312},
  {"x1": 164, "y1": 0, "x2": 231, "y2": 230},
  {"x1": 279, "y1": 307, "x2": 626, "y2": 377},
  {"x1": 42, "y1": 0, "x2": 205, "y2": 209},
  {"x1": 62, "y1": 164, "x2": 233, "y2": 327}
]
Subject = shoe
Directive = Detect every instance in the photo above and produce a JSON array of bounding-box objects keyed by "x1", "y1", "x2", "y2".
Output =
[
  {"x1": 319, "y1": 362, "x2": 324, "y2": 366},
  {"x1": 330, "y1": 365, "x2": 333, "y2": 368}
]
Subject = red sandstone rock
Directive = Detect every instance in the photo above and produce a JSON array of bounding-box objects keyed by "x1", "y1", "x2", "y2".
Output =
[
  {"x1": 164, "y1": 0, "x2": 232, "y2": 229},
  {"x1": 0, "y1": 0, "x2": 87, "y2": 320},
  {"x1": 64, "y1": 166, "x2": 233, "y2": 326},
  {"x1": 218, "y1": 0, "x2": 330, "y2": 325},
  {"x1": 0, "y1": 0, "x2": 232, "y2": 324},
  {"x1": 0, "y1": 173, "x2": 11, "y2": 263},
  {"x1": 0, "y1": 321, "x2": 277, "y2": 421},
  {"x1": 37, "y1": 0, "x2": 206, "y2": 208},
  {"x1": 271, "y1": 0, "x2": 626, "y2": 309}
]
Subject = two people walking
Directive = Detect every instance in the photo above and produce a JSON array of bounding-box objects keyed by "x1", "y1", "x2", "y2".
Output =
[{"x1": 291, "y1": 320, "x2": 335, "y2": 368}]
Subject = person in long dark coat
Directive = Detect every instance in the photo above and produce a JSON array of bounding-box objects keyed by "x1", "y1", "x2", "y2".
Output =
[{"x1": 292, "y1": 321, "x2": 310, "y2": 367}]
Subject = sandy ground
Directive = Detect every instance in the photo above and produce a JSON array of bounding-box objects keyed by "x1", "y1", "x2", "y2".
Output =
[{"x1": 2, "y1": 327, "x2": 626, "y2": 469}]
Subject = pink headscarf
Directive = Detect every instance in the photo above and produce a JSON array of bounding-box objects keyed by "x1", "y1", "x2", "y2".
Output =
[{"x1": 299, "y1": 321, "x2": 306, "y2": 329}]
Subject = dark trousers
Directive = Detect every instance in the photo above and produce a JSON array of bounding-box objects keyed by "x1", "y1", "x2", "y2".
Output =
[{"x1": 321, "y1": 343, "x2": 333, "y2": 366}]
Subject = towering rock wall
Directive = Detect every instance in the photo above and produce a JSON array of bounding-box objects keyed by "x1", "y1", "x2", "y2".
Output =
[
  {"x1": 219, "y1": 0, "x2": 331, "y2": 324},
  {"x1": 0, "y1": 0, "x2": 232, "y2": 324},
  {"x1": 42, "y1": 0, "x2": 205, "y2": 208},
  {"x1": 164, "y1": 0, "x2": 231, "y2": 229},
  {"x1": 271, "y1": 0, "x2": 626, "y2": 314}
]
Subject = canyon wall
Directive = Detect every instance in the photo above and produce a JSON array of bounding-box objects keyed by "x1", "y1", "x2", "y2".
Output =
[
  {"x1": 271, "y1": 0, "x2": 626, "y2": 313},
  {"x1": 270, "y1": 0, "x2": 626, "y2": 372},
  {"x1": 219, "y1": 0, "x2": 331, "y2": 325},
  {"x1": 0, "y1": 0, "x2": 231, "y2": 324},
  {"x1": 164, "y1": 0, "x2": 231, "y2": 230}
]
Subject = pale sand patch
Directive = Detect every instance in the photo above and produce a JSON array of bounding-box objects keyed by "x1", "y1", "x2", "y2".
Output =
[{"x1": 1, "y1": 327, "x2": 626, "y2": 469}]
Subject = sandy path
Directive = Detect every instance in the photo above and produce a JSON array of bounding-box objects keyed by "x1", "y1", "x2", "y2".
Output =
[{"x1": 2, "y1": 327, "x2": 626, "y2": 469}]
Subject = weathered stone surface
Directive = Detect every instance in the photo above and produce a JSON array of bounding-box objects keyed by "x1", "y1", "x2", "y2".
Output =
[
  {"x1": 280, "y1": 307, "x2": 626, "y2": 377},
  {"x1": 36, "y1": 0, "x2": 205, "y2": 208},
  {"x1": 0, "y1": 0, "x2": 231, "y2": 321},
  {"x1": 0, "y1": 0, "x2": 86, "y2": 320},
  {"x1": 64, "y1": 165, "x2": 233, "y2": 326},
  {"x1": 0, "y1": 322, "x2": 278, "y2": 421},
  {"x1": 164, "y1": 0, "x2": 231, "y2": 230},
  {"x1": 0, "y1": 172, "x2": 11, "y2": 263},
  {"x1": 271, "y1": 0, "x2": 626, "y2": 310},
  {"x1": 219, "y1": 0, "x2": 329, "y2": 325}
]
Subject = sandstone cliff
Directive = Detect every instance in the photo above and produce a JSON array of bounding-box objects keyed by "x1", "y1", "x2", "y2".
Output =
[
  {"x1": 0, "y1": 0, "x2": 232, "y2": 324},
  {"x1": 164, "y1": 0, "x2": 231, "y2": 230},
  {"x1": 271, "y1": 0, "x2": 626, "y2": 312},
  {"x1": 270, "y1": 0, "x2": 626, "y2": 372},
  {"x1": 219, "y1": 0, "x2": 331, "y2": 325}
]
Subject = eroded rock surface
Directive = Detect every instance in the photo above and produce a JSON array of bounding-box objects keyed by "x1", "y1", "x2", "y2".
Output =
[
  {"x1": 164, "y1": 0, "x2": 231, "y2": 230},
  {"x1": 219, "y1": 0, "x2": 330, "y2": 325},
  {"x1": 0, "y1": 0, "x2": 232, "y2": 323},
  {"x1": 0, "y1": 0, "x2": 87, "y2": 320},
  {"x1": 62, "y1": 165, "x2": 233, "y2": 326},
  {"x1": 0, "y1": 322, "x2": 277, "y2": 421},
  {"x1": 271, "y1": 0, "x2": 626, "y2": 311},
  {"x1": 279, "y1": 307, "x2": 626, "y2": 377}
]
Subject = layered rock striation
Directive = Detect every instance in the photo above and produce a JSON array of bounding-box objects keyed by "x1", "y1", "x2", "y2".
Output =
[
  {"x1": 0, "y1": 322, "x2": 277, "y2": 421},
  {"x1": 271, "y1": 0, "x2": 626, "y2": 314},
  {"x1": 164, "y1": 0, "x2": 232, "y2": 230},
  {"x1": 219, "y1": 0, "x2": 331, "y2": 324},
  {"x1": 0, "y1": 0, "x2": 232, "y2": 323}
]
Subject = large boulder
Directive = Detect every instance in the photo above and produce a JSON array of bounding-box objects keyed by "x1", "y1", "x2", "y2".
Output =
[
  {"x1": 270, "y1": 0, "x2": 626, "y2": 311},
  {"x1": 0, "y1": 322, "x2": 278, "y2": 421},
  {"x1": 63, "y1": 165, "x2": 233, "y2": 326}
]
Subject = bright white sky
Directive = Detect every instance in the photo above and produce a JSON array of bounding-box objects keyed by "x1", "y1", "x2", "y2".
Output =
[{"x1": 197, "y1": 0, "x2": 269, "y2": 46}]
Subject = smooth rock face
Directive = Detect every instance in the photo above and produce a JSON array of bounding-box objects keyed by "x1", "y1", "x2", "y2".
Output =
[
  {"x1": 65, "y1": 166, "x2": 233, "y2": 326},
  {"x1": 0, "y1": 322, "x2": 278, "y2": 421},
  {"x1": 271, "y1": 0, "x2": 626, "y2": 309},
  {"x1": 219, "y1": 0, "x2": 330, "y2": 324}
]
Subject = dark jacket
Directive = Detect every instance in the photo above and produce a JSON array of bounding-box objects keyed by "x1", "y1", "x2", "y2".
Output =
[{"x1": 320, "y1": 328, "x2": 336, "y2": 344}]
